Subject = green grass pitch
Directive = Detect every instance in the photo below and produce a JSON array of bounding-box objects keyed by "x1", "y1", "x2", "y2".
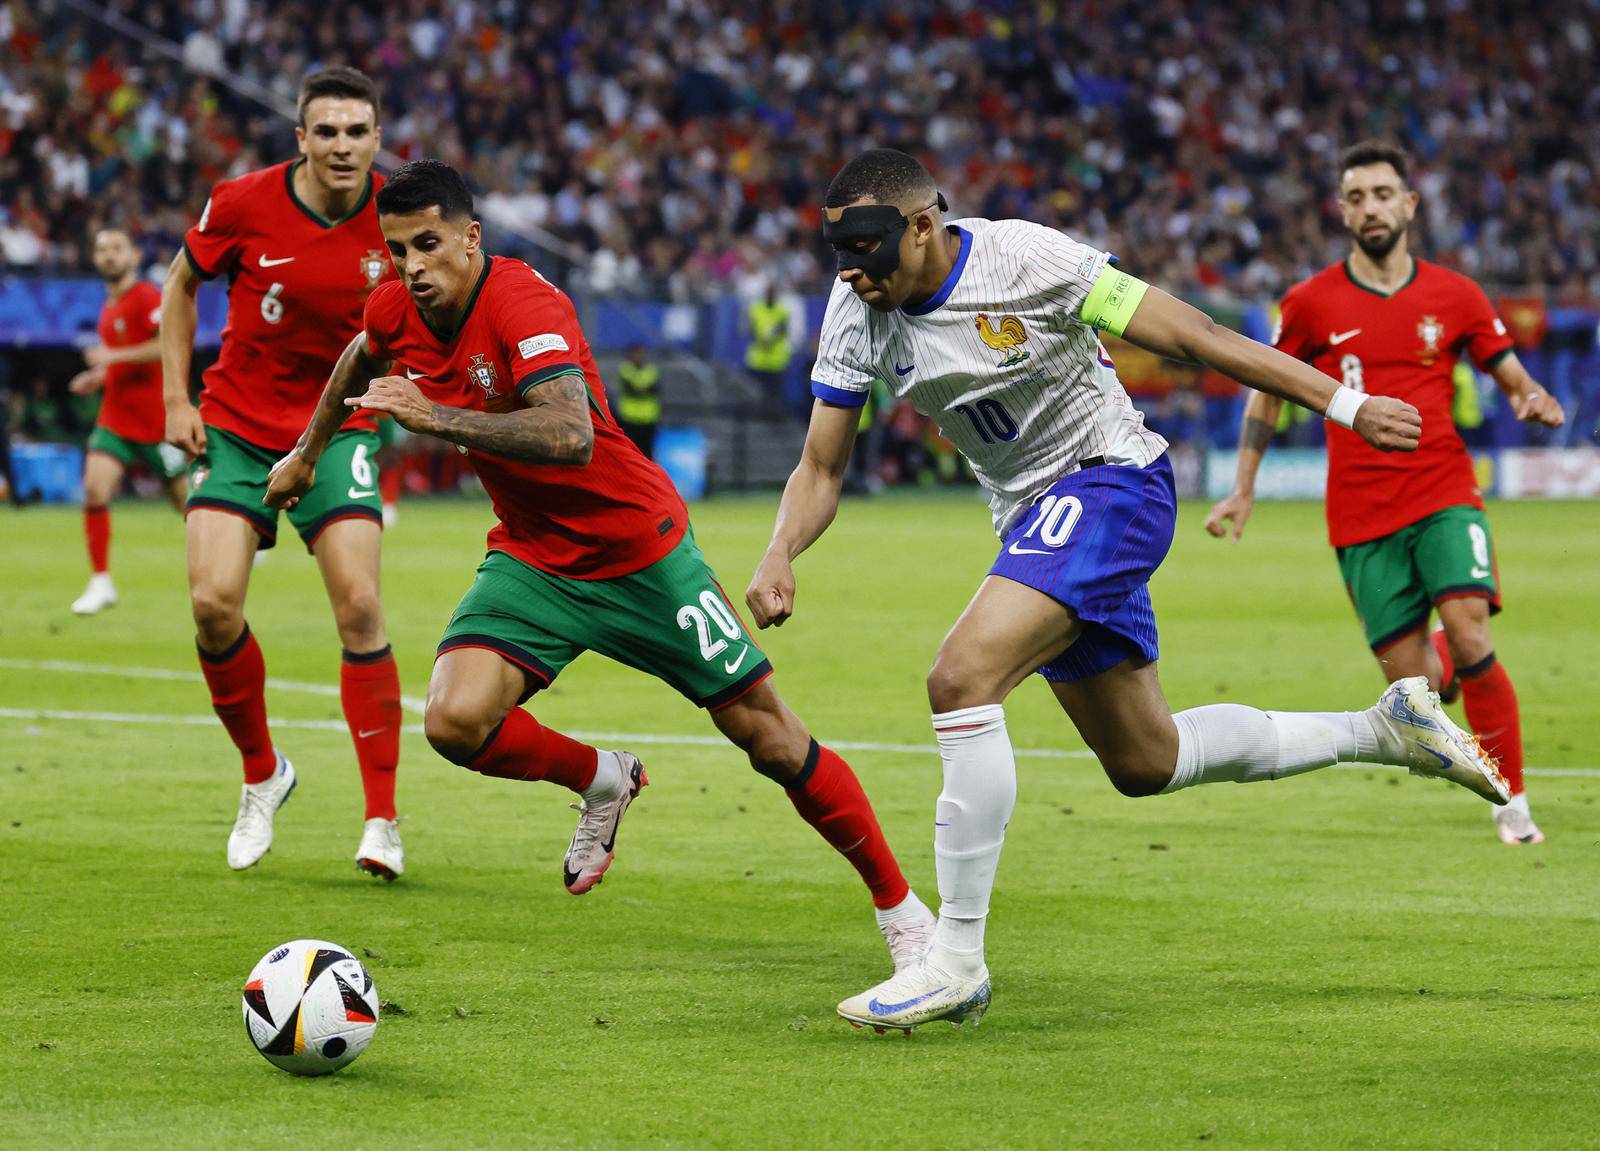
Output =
[{"x1": 2, "y1": 494, "x2": 1596, "y2": 1149}]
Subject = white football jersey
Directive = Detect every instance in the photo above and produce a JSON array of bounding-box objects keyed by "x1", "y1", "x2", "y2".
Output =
[{"x1": 812, "y1": 216, "x2": 1168, "y2": 534}]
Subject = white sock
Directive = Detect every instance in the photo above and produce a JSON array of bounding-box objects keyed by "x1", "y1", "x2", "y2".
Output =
[
  {"x1": 1162, "y1": 704, "x2": 1385, "y2": 793},
  {"x1": 582, "y1": 749, "x2": 623, "y2": 805},
  {"x1": 926, "y1": 704, "x2": 1015, "y2": 976},
  {"x1": 874, "y1": 890, "x2": 932, "y2": 930}
]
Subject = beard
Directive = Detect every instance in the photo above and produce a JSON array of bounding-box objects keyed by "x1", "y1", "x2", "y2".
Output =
[
  {"x1": 1354, "y1": 222, "x2": 1405, "y2": 260},
  {"x1": 97, "y1": 262, "x2": 132, "y2": 283}
]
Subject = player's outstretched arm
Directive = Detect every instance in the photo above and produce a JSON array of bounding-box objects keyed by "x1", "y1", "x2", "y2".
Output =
[
  {"x1": 159, "y1": 251, "x2": 206, "y2": 456},
  {"x1": 1204, "y1": 390, "x2": 1284, "y2": 541},
  {"x1": 1102, "y1": 278, "x2": 1420, "y2": 453},
  {"x1": 1489, "y1": 352, "x2": 1566, "y2": 428},
  {"x1": 746, "y1": 399, "x2": 859, "y2": 629},
  {"x1": 266, "y1": 332, "x2": 391, "y2": 509},
  {"x1": 349, "y1": 373, "x2": 594, "y2": 465},
  {"x1": 86, "y1": 338, "x2": 162, "y2": 368}
]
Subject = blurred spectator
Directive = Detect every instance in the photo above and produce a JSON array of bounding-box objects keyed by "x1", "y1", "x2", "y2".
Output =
[
  {"x1": 2, "y1": 0, "x2": 1597, "y2": 305},
  {"x1": 614, "y1": 343, "x2": 662, "y2": 460}
]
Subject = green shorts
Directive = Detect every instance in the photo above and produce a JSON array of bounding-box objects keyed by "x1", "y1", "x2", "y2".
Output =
[
  {"x1": 1336, "y1": 504, "x2": 1501, "y2": 651},
  {"x1": 438, "y1": 531, "x2": 774, "y2": 709},
  {"x1": 88, "y1": 425, "x2": 188, "y2": 480},
  {"x1": 187, "y1": 425, "x2": 382, "y2": 551}
]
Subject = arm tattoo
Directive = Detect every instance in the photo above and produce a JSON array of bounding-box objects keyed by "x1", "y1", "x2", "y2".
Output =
[
  {"x1": 1240, "y1": 415, "x2": 1275, "y2": 453},
  {"x1": 429, "y1": 375, "x2": 594, "y2": 464},
  {"x1": 302, "y1": 335, "x2": 385, "y2": 458}
]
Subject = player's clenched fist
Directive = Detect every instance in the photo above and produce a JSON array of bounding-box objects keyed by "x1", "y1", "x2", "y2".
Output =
[
  {"x1": 1514, "y1": 386, "x2": 1564, "y2": 428},
  {"x1": 746, "y1": 551, "x2": 796, "y2": 629},
  {"x1": 165, "y1": 398, "x2": 208, "y2": 457},
  {"x1": 264, "y1": 450, "x2": 316, "y2": 510},
  {"x1": 346, "y1": 376, "x2": 436, "y2": 433},
  {"x1": 1351, "y1": 395, "x2": 1421, "y2": 452}
]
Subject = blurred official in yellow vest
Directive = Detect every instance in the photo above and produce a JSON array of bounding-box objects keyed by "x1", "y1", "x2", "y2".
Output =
[
  {"x1": 616, "y1": 343, "x2": 662, "y2": 460},
  {"x1": 744, "y1": 282, "x2": 793, "y2": 400}
]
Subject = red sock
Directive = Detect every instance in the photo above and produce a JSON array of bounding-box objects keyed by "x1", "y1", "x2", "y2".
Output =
[
  {"x1": 1429, "y1": 627, "x2": 1456, "y2": 692},
  {"x1": 84, "y1": 505, "x2": 110, "y2": 573},
  {"x1": 341, "y1": 646, "x2": 401, "y2": 820},
  {"x1": 198, "y1": 624, "x2": 276, "y2": 784},
  {"x1": 786, "y1": 742, "x2": 910, "y2": 910},
  {"x1": 379, "y1": 457, "x2": 403, "y2": 504},
  {"x1": 464, "y1": 707, "x2": 598, "y2": 793},
  {"x1": 1460, "y1": 657, "x2": 1524, "y2": 796}
]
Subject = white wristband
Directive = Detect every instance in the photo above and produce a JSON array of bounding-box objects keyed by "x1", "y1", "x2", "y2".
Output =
[{"x1": 1325, "y1": 386, "x2": 1370, "y2": 430}]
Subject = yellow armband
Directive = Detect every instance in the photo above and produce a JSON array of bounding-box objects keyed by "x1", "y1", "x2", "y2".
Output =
[{"x1": 1079, "y1": 269, "x2": 1149, "y2": 338}]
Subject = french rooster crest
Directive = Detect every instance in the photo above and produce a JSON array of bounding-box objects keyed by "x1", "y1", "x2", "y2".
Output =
[{"x1": 975, "y1": 313, "x2": 1030, "y2": 367}]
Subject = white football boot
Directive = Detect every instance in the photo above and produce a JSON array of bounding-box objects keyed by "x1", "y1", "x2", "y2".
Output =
[
  {"x1": 1371, "y1": 676, "x2": 1510, "y2": 804},
  {"x1": 1493, "y1": 793, "x2": 1545, "y2": 845},
  {"x1": 356, "y1": 817, "x2": 404, "y2": 880},
  {"x1": 879, "y1": 896, "x2": 937, "y2": 974},
  {"x1": 562, "y1": 752, "x2": 647, "y2": 894},
  {"x1": 227, "y1": 752, "x2": 296, "y2": 870},
  {"x1": 71, "y1": 573, "x2": 117, "y2": 615},
  {"x1": 838, "y1": 956, "x2": 992, "y2": 1035}
]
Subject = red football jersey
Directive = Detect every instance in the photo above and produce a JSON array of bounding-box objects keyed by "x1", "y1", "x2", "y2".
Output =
[
  {"x1": 183, "y1": 159, "x2": 393, "y2": 451},
  {"x1": 363, "y1": 256, "x2": 687, "y2": 579},
  {"x1": 1274, "y1": 259, "x2": 1514, "y2": 547},
  {"x1": 96, "y1": 280, "x2": 165, "y2": 443}
]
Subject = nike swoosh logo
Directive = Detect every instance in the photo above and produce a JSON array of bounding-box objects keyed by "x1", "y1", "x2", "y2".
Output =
[
  {"x1": 406, "y1": 369, "x2": 425, "y2": 380},
  {"x1": 258, "y1": 255, "x2": 296, "y2": 267},
  {"x1": 1328, "y1": 328, "x2": 1362, "y2": 345},
  {"x1": 723, "y1": 645, "x2": 750, "y2": 675},
  {"x1": 356, "y1": 728, "x2": 386, "y2": 739},
  {"x1": 348, "y1": 487, "x2": 376, "y2": 499},
  {"x1": 894, "y1": 363, "x2": 914, "y2": 376},
  {"x1": 1007, "y1": 543, "x2": 1051, "y2": 556},
  {"x1": 868, "y1": 988, "x2": 946, "y2": 1016},
  {"x1": 1471, "y1": 567, "x2": 1491, "y2": 579},
  {"x1": 1422, "y1": 746, "x2": 1454, "y2": 770},
  {"x1": 599, "y1": 763, "x2": 645, "y2": 854}
]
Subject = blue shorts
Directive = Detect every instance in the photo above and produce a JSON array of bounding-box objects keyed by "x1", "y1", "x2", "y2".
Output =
[{"x1": 989, "y1": 453, "x2": 1176, "y2": 682}]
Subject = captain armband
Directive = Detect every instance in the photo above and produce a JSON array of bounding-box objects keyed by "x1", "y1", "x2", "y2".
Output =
[{"x1": 1079, "y1": 269, "x2": 1150, "y2": 338}]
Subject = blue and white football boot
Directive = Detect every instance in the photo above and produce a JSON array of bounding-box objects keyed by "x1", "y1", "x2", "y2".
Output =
[
  {"x1": 837, "y1": 957, "x2": 991, "y2": 1035},
  {"x1": 1372, "y1": 676, "x2": 1509, "y2": 804}
]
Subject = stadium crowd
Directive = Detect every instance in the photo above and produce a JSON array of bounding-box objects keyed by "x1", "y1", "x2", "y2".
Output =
[{"x1": 4, "y1": 0, "x2": 1599, "y2": 304}]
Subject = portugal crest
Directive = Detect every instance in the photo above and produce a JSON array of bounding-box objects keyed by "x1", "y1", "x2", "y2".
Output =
[
  {"x1": 1416, "y1": 315, "x2": 1445, "y2": 365},
  {"x1": 361, "y1": 249, "x2": 387, "y2": 290},
  {"x1": 468, "y1": 353, "x2": 500, "y2": 397}
]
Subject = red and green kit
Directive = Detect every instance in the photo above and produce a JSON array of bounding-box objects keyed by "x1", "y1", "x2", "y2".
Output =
[
  {"x1": 1275, "y1": 259, "x2": 1516, "y2": 648},
  {"x1": 362, "y1": 256, "x2": 772, "y2": 708},
  {"x1": 182, "y1": 159, "x2": 394, "y2": 546}
]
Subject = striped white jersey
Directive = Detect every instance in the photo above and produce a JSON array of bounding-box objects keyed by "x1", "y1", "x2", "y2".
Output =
[{"x1": 812, "y1": 216, "x2": 1167, "y2": 535}]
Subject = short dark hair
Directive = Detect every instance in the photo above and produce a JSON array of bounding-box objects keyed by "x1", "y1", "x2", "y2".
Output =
[
  {"x1": 297, "y1": 66, "x2": 380, "y2": 126},
  {"x1": 825, "y1": 148, "x2": 937, "y2": 209},
  {"x1": 376, "y1": 159, "x2": 475, "y2": 221},
  {"x1": 1339, "y1": 140, "x2": 1409, "y2": 185}
]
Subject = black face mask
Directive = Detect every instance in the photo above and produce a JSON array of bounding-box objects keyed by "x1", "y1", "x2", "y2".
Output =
[{"x1": 823, "y1": 193, "x2": 947, "y2": 280}]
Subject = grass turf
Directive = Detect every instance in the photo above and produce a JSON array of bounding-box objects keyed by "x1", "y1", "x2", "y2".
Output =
[{"x1": 1, "y1": 494, "x2": 1596, "y2": 1149}]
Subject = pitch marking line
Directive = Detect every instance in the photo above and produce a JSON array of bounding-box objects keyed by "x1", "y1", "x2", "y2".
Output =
[{"x1": 3, "y1": 659, "x2": 1596, "y2": 777}]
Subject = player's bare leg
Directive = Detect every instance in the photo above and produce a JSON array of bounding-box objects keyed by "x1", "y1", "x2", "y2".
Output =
[
  {"x1": 189, "y1": 508, "x2": 293, "y2": 868},
  {"x1": 161, "y1": 472, "x2": 188, "y2": 511},
  {"x1": 711, "y1": 679, "x2": 933, "y2": 973},
  {"x1": 313, "y1": 518, "x2": 405, "y2": 877},
  {"x1": 425, "y1": 647, "x2": 642, "y2": 893},
  {"x1": 73, "y1": 450, "x2": 125, "y2": 614},
  {"x1": 841, "y1": 576, "x2": 1506, "y2": 1032},
  {"x1": 1434, "y1": 596, "x2": 1537, "y2": 843}
]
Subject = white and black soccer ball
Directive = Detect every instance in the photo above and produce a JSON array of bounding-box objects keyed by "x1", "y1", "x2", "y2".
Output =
[{"x1": 242, "y1": 939, "x2": 379, "y2": 1076}]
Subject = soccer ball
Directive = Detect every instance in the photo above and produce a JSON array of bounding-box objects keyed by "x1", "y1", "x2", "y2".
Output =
[{"x1": 242, "y1": 939, "x2": 379, "y2": 1075}]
